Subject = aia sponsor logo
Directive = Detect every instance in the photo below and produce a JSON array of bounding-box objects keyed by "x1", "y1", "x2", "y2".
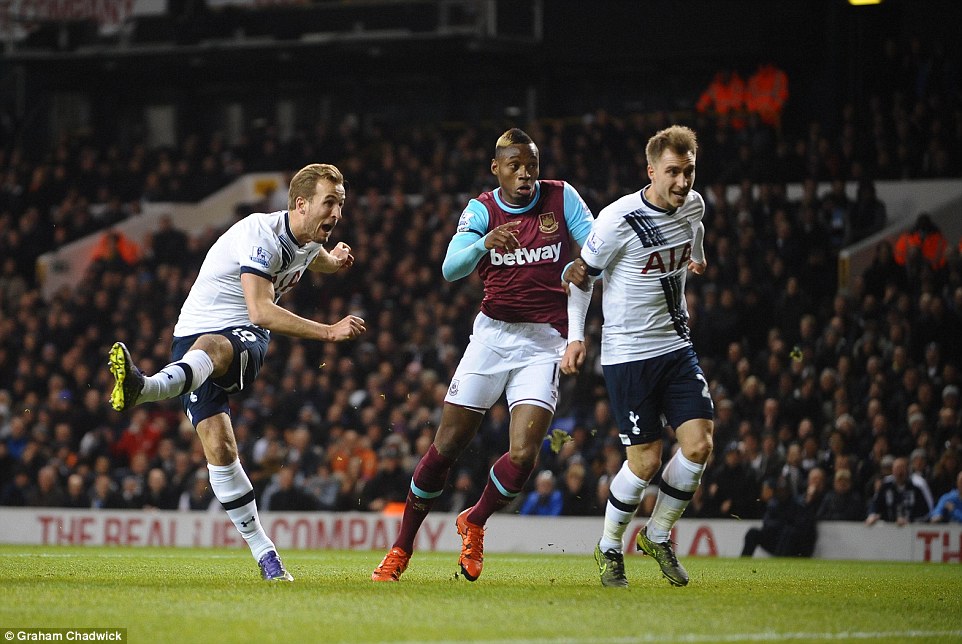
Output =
[{"x1": 641, "y1": 243, "x2": 692, "y2": 274}]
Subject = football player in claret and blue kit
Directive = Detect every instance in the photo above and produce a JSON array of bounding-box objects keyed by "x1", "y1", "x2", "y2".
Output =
[{"x1": 373, "y1": 128, "x2": 593, "y2": 582}]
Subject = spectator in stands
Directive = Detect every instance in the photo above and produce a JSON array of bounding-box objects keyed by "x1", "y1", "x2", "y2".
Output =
[
  {"x1": 745, "y1": 63, "x2": 789, "y2": 132},
  {"x1": 560, "y1": 459, "x2": 596, "y2": 516},
  {"x1": 112, "y1": 409, "x2": 163, "y2": 464},
  {"x1": 89, "y1": 473, "x2": 125, "y2": 510},
  {"x1": 1, "y1": 469, "x2": 33, "y2": 506},
  {"x1": 862, "y1": 240, "x2": 908, "y2": 299},
  {"x1": 865, "y1": 456, "x2": 930, "y2": 525},
  {"x1": 262, "y1": 466, "x2": 319, "y2": 512},
  {"x1": 928, "y1": 471, "x2": 962, "y2": 523},
  {"x1": 519, "y1": 470, "x2": 563, "y2": 517},
  {"x1": 848, "y1": 180, "x2": 887, "y2": 243},
  {"x1": 790, "y1": 467, "x2": 826, "y2": 557},
  {"x1": 303, "y1": 462, "x2": 344, "y2": 512},
  {"x1": 817, "y1": 468, "x2": 865, "y2": 521},
  {"x1": 90, "y1": 230, "x2": 140, "y2": 271},
  {"x1": 147, "y1": 214, "x2": 189, "y2": 267},
  {"x1": 438, "y1": 469, "x2": 480, "y2": 515},
  {"x1": 909, "y1": 448, "x2": 935, "y2": 513},
  {"x1": 741, "y1": 476, "x2": 811, "y2": 557},
  {"x1": 179, "y1": 469, "x2": 216, "y2": 511},
  {"x1": 119, "y1": 475, "x2": 145, "y2": 509},
  {"x1": 697, "y1": 69, "x2": 746, "y2": 129},
  {"x1": 0, "y1": 257, "x2": 28, "y2": 311},
  {"x1": 894, "y1": 213, "x2": 948, "y2": 270},
  {"x1": 360, "y1": 445, "x2": 409, "y2": 512},
  {"x1": 26, "y1": 465, "x2": 66, "y2": 507},
  {"x1": 929, "y1": 448, "x2": 960, "y2": 501},
  {"x1": 705, "y1": 442, "x2": 760, "y2": 520},
  {"x1": 142, "y1": 467, "x2": 179, "y2": 510},
  {"x1": 63, "y1": 473, "x2": 89, "y2": 509}
]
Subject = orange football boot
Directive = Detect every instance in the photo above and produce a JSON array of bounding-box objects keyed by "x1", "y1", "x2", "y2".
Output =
[
  {"x1": 455, "y1": 508, "x2": 485, "y2": 581},
  {"x1": 372, "y1": 546, "x2": 411, "y2": 582}
]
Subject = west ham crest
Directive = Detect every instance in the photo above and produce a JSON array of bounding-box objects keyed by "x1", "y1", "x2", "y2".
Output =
[{"x1": 539, "y1": 212, "x2": 559, "y2": 234}]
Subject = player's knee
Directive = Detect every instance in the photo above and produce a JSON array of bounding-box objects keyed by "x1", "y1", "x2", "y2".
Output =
[
  {"x1": 213, "y1": 438, "x2": 238, "y2": 462},
  {"x1": 433, "y1": 432, "x2": 471, "y2": 459},
  {"x1": 626, "y1": 448, "x2": 661, "y2": 480},
  {"x1": 507, "y1": 445, "x2": 538, "y2": 471},
  {"x1": 683, "y1": 434, "x2": 713, "y2": 464},
  {"x1": 192, "y1": 335, "x2": 233, "y2": 374},
  {"x1": 206, "y1": 445, "x2": 238, "y2": 466}
]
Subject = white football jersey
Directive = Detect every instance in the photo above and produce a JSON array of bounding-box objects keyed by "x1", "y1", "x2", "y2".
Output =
[
  {"x1": 174, "y1": 211, "x2": 322, "y2": 337},
  {"x1": 581, "y1": 187, "x2": 705, "y2": 364}
]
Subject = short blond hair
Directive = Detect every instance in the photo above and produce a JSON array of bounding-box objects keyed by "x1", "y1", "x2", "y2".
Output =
[
  {"x1": 288, "y1": 163, "x2": 344, "y2": 211},
  {"x1": 494, "y1": 128, "x2": 534, "y2": 158},
  {"x1": 646, "y1": 125, "x2": 698, "y2": 167}
]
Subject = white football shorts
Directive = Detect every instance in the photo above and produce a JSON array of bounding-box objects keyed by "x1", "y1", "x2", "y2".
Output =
[{"x1": 444, "y1": 312, "x2": 564, "y2": 413}]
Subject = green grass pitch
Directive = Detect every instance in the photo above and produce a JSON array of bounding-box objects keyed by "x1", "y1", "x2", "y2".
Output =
[{"x1": 2, "y1": 545, "x2": 961, "y2": 643}]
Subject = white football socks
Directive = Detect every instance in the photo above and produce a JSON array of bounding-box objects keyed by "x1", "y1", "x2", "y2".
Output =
[
  {"x1": 646, "y1": 451, "x2": 705, "y2": 543},
  {"x1": 599, "y1": 461, "x2": 649, "y2": 553},
  {"x1": 140, "y1": 350, "x2": 215, "y2": 402},
  {"x1": 208, "y1": 460, "x2": 275, "y2": 561}
]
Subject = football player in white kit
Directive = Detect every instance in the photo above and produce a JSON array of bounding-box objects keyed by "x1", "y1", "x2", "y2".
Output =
[
  {"x1": 373, "y1": 128, "x2": 593, "y2": 582},
  {"x1": 563, "y1": 126, "x2": 715, "y2": 587},
  {"x1": 108, "y1": 163, "x2": 366, "y2": 581}
]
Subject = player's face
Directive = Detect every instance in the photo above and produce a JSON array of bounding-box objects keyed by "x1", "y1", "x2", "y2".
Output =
[
  {"x1": 301, "y1": 179, "x2": 346, "y2": 244},
  {"x1": 647, "y1": 148, "x2": 696, "y2": 210},
  {"x1": 492, "y1": 143, "x2": 539, "y2": 206}
]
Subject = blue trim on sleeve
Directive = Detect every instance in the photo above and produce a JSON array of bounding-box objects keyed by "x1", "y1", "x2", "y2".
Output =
[
  {"x1": 240, "y1": 266, "x2": 272, "y2": 280},
  {"x1": 442, "y1": 232, "x2": 489, "y2": 281},
  {"x1": 563, "y1": 183, "x2": 594, "y2": 246},
  {"x1": 462, "y1": 199, "x2": 490, "y2": 231}
]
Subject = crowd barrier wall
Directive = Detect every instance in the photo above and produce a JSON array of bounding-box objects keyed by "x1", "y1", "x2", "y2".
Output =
[{"x1": 2, "y1": 509, "x2": 959, "y2": 563}]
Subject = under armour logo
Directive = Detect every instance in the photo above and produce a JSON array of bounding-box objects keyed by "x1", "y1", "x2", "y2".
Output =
[
  {"x1": 240, "y1": 516, "x2": 256, "y2": 528},
  {"x1": 629, "y1": 411, "x2": 641, "y2": 435},
  {"x1": 165, "y1": 371, "x2": 174, "y2": 380}
]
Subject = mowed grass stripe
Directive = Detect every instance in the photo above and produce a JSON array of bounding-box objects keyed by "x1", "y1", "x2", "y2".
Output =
[{"x1": 1, "y1": 546, "x2": 960, "y2": 643}]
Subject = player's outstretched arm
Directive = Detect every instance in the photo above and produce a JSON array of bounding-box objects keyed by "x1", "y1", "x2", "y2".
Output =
[
  {"x1": 441, "y1": 221, "x2": 520, "y2": 282},
  {"x1": 688, "y1": 221, "x2": 707, "y2": 275},
  {"x1": 309, "y1": 242, "x2": 355, "y2": 273},
  {"x1": 561, "y1": 341, "x2": 586, "y2": 376},
  {"x1": 241, "y1": 272, "x2": 366, "y2": 342},
  {"x1": 562, "y1": 273, "x2": 594, "y2": 375},
  {"x1": 563, "y1": 256, "x2": 590, "y2": 294},
  {"x1": 324, "y1": 315, "x2": 367, "y2": 341}
]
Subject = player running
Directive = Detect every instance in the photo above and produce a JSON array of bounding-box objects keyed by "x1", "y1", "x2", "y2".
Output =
[
  {"x1": 563, "y1": 125, "x2": 715, "y2": 587},
  {"x1": 109, "y1": 163, "x2": 366, "y2": 582},
  {"x1": 372, "y1": 128, "x2": 593, "y2": 582}
]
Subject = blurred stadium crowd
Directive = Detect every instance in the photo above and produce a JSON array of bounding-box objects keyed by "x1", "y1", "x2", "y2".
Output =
[{"x1": 1, "y1": 34, "x2": 961, "y2": 532}]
